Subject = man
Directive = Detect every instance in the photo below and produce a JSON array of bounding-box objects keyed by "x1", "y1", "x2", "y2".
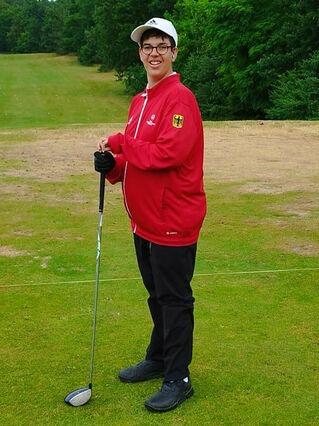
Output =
[{"x1": 94, "y1": 17, "x2": 206, "y2": 412}]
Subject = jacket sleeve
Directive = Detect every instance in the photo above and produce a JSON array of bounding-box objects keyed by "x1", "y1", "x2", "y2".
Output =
[
  {"x1": 105, "y1": 153, "x2": 126, "y2": 184},
  {"x1": 108, "y1": 99, "x2": 200, "y2": 171}
]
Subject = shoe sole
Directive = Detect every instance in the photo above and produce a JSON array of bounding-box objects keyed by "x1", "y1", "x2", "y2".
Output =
[
  {"x1": 118, "y1": 372, "x2": 165, "y2": 383},
  {"x1": 144, "y1": 387, "x2": 194, "y2": 412}
]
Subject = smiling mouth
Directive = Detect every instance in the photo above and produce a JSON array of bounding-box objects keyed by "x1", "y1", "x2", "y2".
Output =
[{"x1": 149, "y1": 61, "x2": 161, "y2": 66}]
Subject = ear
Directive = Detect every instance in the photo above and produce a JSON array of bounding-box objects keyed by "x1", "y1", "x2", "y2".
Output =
[{"x1": 172, "y1": 47, "x2": 178, "y2": 62}]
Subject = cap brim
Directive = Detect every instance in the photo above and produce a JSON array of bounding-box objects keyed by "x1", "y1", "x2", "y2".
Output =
[{"x1": 131, "y1": 25, "x2": 155, "y2": 45}]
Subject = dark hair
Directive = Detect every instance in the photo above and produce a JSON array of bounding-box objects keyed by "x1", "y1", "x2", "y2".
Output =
[{"x1": 140, "y1": 29, "x2": 176, "y2": 49}]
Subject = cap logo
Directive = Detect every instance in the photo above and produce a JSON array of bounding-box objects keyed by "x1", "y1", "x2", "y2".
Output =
[{"x1": 148, "y1": 19, "x2": 157, "y2": 25}]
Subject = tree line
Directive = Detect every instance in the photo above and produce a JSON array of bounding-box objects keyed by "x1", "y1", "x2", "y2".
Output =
[{"x1": 1, "y1": 0, "x2": 318, "y2": 120}]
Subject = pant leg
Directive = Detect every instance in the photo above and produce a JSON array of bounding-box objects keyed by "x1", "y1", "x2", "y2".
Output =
[
  {"x1": 133, "y1": 234, "x2": 164, "y2": 363},
  {"x1": 150, "y1": 242, "x2": 197, "y2": 382}
]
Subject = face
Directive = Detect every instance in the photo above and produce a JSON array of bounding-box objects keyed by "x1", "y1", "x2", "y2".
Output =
[{"x1": 139, "y1": 35, "x2": 178, "y2": 88}]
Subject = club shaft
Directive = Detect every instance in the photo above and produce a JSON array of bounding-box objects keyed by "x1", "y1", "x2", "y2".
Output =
[{"x1": 89, "y1": 173, "x2": 105, "y2": 387}]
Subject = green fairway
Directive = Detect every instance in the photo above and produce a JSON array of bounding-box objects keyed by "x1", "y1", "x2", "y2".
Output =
[
  {"x1": 1, "y1": 172, "x2": 319, "y2": 424},
  {"x1": 0, "y1": 54, "x2": 131, "y2": 129}
]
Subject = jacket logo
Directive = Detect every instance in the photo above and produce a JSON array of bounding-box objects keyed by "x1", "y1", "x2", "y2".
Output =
[
  {"x1": 127, "y1": 115, "x2": 133, "y2": 125},
  {"x1": 172, "y1": 114, "x2": 184, "y2": 128},
  {"x1": 146, "y1": 114, "x2": 156, "y2": 126}
]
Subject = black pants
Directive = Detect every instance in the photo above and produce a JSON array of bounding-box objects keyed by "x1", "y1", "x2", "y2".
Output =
[{"x1": 133, "y1": 234, "x2": 197, "y2": 382}]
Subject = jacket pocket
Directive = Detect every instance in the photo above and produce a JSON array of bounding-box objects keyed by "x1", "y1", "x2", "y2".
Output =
[
  {"x1": 125, "y1": 168, "x2": 166, "y2": 232},
  {"x1": 162, "y1": 186, "x2": 183, "y2": 232}
]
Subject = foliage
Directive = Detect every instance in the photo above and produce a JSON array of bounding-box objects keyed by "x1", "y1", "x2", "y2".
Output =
[
  {"x1": 5, "y1": 0, "x2": 47, "y2": 53},
  {"x1": 0, "y1": 0, "x2": 12, "y2": 52},
  {"x1": 39, "y1": 1, "x2": 65, "y2": 53},
  {"x1": 0, "y1": 0, "x2": 319, "y2": 119},
  {"x1": 57, "y1": 0, "x2": 97, "y2": 55},
  {"x1": 170, "y1": 0, "x2": 319, "y2": 119},
  {"x1": 78, "y1": 25, "x2": 99, "y2": 65},
  {"x1": 122, "y1": 63, "x2": 146, "y2": 95},
  {"x1": 80, "y1": 0, "x2": 177, "y2": 72},
  {"x1": 267, "y1": 50, "x2": 319, "y2": 120},
  {"x1": 181, "y1": 53, "x2": 233, "y2": 120}
]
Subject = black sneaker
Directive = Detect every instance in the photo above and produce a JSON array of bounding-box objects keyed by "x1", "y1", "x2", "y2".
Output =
[
  {"x1": 118, "y1": 360, "x2": 165, "y2": 383},
  {"x1": 144, "y1": 379, "x2": 194, "y2": 412}
]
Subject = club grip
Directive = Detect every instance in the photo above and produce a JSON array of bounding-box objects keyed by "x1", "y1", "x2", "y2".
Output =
[{"x1": 99, "y1": 173, "x2": 106, "y2": 213}]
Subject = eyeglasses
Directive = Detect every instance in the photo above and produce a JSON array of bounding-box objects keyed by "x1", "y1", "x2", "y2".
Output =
[{"x1": 141, "y1": 43, "x2": 172, "y2": 55}]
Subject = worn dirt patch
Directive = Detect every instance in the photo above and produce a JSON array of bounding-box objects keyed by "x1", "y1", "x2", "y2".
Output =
[
  {"x1": 269, "y1": 194, "x2": 319, "y2": 218},
  {"x1": 278, "y1": 238, "x2": 319, "y2": 256},
  {"x1": 1, "y1": 121, "x2": 319, "y2": 197},
  {"x1": 0, "y1": 246, "x2": 30, "y2": 257},
  {"x1": 203, "y1": 121, "x2": 319, "y2": 193},
  {"x1": 13, "y1": 230, "x2": 34, "y2": 236},
  {"x1": 1, "y1": 181, "x2": 32, "y2": 196},
  {"x1": 0, "y1": 124, "x2": 123, "y2": 182},
  {"x1": 255, "y1": 217, "x2": 318, "y2": 231}
]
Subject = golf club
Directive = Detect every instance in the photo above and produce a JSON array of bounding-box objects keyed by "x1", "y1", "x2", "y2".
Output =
[{"x1": 64, "y1": 170, "x2": 106, "y2": 407}]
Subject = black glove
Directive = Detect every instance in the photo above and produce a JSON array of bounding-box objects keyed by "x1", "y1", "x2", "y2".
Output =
[{"x1": 94, "y1": 151, "x2": 115, "y2": 173}]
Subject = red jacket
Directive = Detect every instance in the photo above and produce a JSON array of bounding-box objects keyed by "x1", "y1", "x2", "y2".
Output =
[{"x1": 106, "y1": 73, "x2": 206, "y2": 246}]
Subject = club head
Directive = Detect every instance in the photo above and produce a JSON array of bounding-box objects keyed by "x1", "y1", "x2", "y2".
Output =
[{"x1": 64, "y1": 387, "x2": 92, "y2": 407}]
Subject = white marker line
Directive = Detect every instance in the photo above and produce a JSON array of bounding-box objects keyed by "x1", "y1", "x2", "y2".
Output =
[
  {"x1": 0, "y1": 277, "x2": 141, "y2": 288},
  {"x1": 0, "y1": 267, "x2": 318, "y2": 289},
  {"x1": 196, "y1": 267, "x2": 319, "y2": 276}
]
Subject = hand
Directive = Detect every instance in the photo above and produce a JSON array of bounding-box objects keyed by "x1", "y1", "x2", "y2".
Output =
[
  {"x1": 97, "y1": 137, "x2": 111, "y2": 152},
  {"x1": 94, "y1": 151, "x2": 115, "y2": 173}
]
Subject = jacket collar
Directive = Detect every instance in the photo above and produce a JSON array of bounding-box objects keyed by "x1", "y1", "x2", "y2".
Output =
[{"x1": 141, "y1": 73, "x2": 180, "y2": 99}]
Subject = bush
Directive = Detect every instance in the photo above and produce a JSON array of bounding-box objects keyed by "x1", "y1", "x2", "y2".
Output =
[
  {"x1": 267, "y1": 50, "x2": 319, "y2": 120},
  {"x1": 78, "y1": 27, "x2": 99, "y2": 66},
  {"x1": 180, "y1": 53, "x2": 233, "y2": 120},
  {"x1": 122, "y1": 64, "x2": 147, "y2": 95}
]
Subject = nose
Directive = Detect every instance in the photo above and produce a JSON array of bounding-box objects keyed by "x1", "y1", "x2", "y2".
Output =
[{"x1": 149, "y1": 47, "x2": 159, "y2": 55}]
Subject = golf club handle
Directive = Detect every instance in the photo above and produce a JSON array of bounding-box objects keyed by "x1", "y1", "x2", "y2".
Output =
[{"x1": 99, "y1": 173, "x2": 106, "y2": 213}]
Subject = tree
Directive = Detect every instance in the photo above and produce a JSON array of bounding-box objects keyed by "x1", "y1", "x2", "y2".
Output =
[
  {"x1": 40, "y1": 1, "x2": 64, "y2": 53},
  {"x1": 6, "y1": 0, "x2": 46, "y2": 53},
  {"x1": 56, "y1": 0, "x2": 95, "y2": 54},
  {"x1": 0, "y1": 0, "x2": 13, "y2": 52},
  {"x1": 2, "y1": 0, "x2": 318, "y2": 120},
  {"x1": 170, "y1": 0, "x2": 319, "y2": 119},
  {"x1": 267, "y1": 50, "x2": 319, "y2": 119},
  {"x1": 79, "y1": 0, "x2": 177, "y2": 73}
]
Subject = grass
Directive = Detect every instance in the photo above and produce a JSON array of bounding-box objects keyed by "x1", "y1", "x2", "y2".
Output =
[
  {"x1": 1, "y1": 175, "x2": 319, "y2": 425},
  {"x1": 0, "y1": 54, "x2": 131, "y2": 129},
  {"x1": 1, "y1": 54, "x2": 319, "y2": 425}
]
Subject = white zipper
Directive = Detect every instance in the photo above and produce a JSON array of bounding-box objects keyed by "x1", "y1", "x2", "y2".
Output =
[
  {"x1": 123, "y1": 162, "x2": 132, "y2": 217},
  {"x1": 123, "y1": 91, "x2": 148, "y2": 223},
  {"x1": 134, "y1": 92, "x2": 148, "y2": 139}
]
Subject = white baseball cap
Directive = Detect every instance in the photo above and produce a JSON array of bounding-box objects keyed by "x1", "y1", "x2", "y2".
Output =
[{"x1": 131, "y1": 17, "x2": 178, "y2": 47}]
